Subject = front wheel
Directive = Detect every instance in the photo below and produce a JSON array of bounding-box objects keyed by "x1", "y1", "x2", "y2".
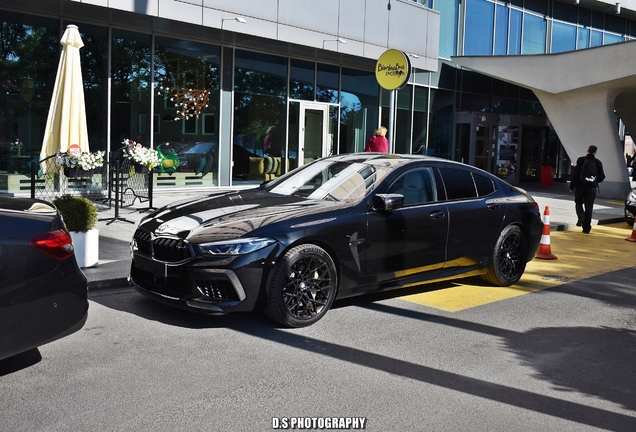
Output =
[
  {"x1": 265, "y1": 244, "x2": 338, "y2": 327},
  {"x1": 480, "y1": 225, "x2": 527, "y2": 286}
]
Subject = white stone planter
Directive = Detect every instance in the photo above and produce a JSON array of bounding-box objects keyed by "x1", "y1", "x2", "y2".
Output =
[{"x1": 70, "y1": 229, "x2": 99, "y2": 268}]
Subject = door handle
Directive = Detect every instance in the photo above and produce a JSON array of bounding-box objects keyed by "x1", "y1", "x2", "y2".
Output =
[
  {"x1": 429, "y1": 210, "x2": 445, "y2": 219},
  {"x1": 487, "y1": 203, "x2": 500, "y2": 210}
]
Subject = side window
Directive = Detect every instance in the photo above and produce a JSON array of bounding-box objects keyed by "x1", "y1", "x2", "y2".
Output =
[
  {"x1": 438, "y1": 167, "x2": 477, "y2": 200},
  {"x1": 473, "y1": 173, "x2": 495, "y2": 196},
  {"x1": 385, "y1": 168, "x2": 437, "y2": 206}
]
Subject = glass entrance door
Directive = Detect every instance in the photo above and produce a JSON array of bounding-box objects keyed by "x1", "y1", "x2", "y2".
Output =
[
  {"x1": 474, "y1": 125, "x2": 492, "y2": 172},
  {"x1": 299, "y1": 103, "x2": 330, "y2": 165}
]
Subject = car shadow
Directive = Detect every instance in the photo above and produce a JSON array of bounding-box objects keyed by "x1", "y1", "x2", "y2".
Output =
[
  {"x1": 89, "y1": 280, "x2": 457, "y2": 331},
  {"x1": 89, "y1": 287, "x2": 274, "y2": 330},
  {"x1": 0, "y1": 349, "x2": 42, "y2": 376},
  {"x1": 89, "y1": 274, "x2": 636, "y2": 429}
]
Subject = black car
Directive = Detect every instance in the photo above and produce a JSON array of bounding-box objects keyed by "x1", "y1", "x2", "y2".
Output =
[
  {"x1": 157, "y1": 142, "x2": 257, "y2": 177},
  {"x1": 0, "y1": 197, "x2": 88, "y2": 361},
  {"x1": 625, "y1": 186, "x2": 636, "y2": 226},
  {"x1": 129, "y1": 153, "x2": 543, "y2": 327}
]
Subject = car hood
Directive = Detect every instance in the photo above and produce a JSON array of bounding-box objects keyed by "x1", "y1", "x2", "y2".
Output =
[{"x1": 139, "y1": 189, "x2": 351, "y2": 241}]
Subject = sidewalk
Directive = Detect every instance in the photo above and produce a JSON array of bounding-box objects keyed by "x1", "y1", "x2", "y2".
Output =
[{"x1": 82, "y1": 180, "x2": 630, "y2": 290}]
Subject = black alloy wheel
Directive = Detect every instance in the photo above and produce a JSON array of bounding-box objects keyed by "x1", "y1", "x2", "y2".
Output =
[
  {"x1": 265, "y1": 244, "x2": 338, "y2": 327},
  {"x1": 481, "y1": 225, "x2": 527, "y2": 286}
]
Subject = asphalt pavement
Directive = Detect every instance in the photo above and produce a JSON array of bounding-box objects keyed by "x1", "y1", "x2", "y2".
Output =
[{"x1": 82, "y1": 180, "x2": 632, "y2": 290}]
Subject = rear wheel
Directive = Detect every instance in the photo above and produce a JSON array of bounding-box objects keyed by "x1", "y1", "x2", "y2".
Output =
[
  {"x1": 481, "y1": 225, "x2": 527, "y2": 286},
  {"x1": 265, "y1": 244, "x2": 337, "y2": 327}
]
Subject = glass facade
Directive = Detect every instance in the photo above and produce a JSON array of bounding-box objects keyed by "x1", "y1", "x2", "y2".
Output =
[
  {"x1": 0, "y1": 13, "x2": 99, "y2": 178},
  {"x1": 1, "y1": 1, "x2": 634, "y2": 193},
  {"x1": 152, "y1": 37, "x2": 220, "y2": 182},
  {"x1": 461, "y1": 0, "x2": 634, "y2": 56}
]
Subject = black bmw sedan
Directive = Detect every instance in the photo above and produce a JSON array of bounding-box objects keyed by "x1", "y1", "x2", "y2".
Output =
[
  {"x1": 129, "y1": 153, "x2": 543, "y2": 327},
  {"x1": 0, "y1": 197, "x2": 88, "y2": 361}
]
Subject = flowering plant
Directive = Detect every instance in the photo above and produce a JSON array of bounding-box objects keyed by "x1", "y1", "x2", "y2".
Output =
[
  {"x1": 56, "y1": 150, "x2": 105, "y2": 171},
  {"x1": 122, "y1": 139, "x2": 161, "y2": 169}
]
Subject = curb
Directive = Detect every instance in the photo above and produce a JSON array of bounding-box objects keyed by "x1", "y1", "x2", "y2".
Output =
[
  {"x1": 88, "y1": 277, "x2": 129, "y2": 291},
  {"x1": 597, "y1": 217, "x2": 627, "y2": 225}
]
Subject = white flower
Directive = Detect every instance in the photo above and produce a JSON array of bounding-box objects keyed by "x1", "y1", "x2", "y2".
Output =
[
  {"x1": 122, "y1": 139, "x2": 160, "y2": 169},
  {"x1": 56, "y1": 150, "x2": 105, "y2": 171}
]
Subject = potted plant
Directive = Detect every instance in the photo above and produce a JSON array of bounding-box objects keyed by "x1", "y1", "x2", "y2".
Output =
[
  {"x1": 122, "y1": 139, "x2": 161, "y2": 174},
  {"x1": 56, "y1": 150, "x2": 106, "y2": 178},
  {"x1": 52, "y1": 194, "x2": 99, "y2": 268}
]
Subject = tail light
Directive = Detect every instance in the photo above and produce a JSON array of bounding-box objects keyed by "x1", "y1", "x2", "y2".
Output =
[{"x1": 30, "y1": 229, "x2": 75, "y2": 260}]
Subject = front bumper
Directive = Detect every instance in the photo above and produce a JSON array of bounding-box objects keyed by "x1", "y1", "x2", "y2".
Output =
[{"x1": 129, "y1": 249, "x2": 273, "y2": 315}]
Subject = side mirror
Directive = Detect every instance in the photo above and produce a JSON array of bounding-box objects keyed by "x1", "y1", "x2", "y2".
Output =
[{"x1": 373, "y1": 193, "x2": 404, "y2": 212}]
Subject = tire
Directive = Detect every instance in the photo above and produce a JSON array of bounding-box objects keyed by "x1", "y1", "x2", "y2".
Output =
[
  {"x1": 480, "y1": 225, "x2": 527, "y2": 287},
  {"x1": 265, "y1": 244, "x2": 338, "y2": 328}
]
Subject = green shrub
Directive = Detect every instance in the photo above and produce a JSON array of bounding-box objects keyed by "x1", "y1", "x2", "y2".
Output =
[{"x1": 52, "y1": 195, "x2": 98, "y2": 232}]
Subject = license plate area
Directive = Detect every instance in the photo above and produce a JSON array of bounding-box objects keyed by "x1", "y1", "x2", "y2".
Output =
[{"x1": 135, "y1": 254, "x2": 167, "y2": 278}]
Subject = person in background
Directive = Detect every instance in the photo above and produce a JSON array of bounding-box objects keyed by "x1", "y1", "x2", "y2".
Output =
[
  {"x1": 263, "y1": 126, "x2": 279, "y2": 156},
  {"x1": 364, "y1": 126, "x2": 389, "y2": 153},
  {"x1": 569, "y1": 145, "x2": 606, "y2": 234}
]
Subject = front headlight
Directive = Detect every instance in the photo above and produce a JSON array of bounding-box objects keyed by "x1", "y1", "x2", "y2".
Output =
[{"x1": 198, "y1": 237, "x2": 276, "y2": 256}]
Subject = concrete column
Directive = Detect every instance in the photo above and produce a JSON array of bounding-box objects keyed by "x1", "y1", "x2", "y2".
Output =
[
  {"x1": 452, "y1": 41, "x2": 636, "y2": 200},
  {"x1": 535, "y1": 88, "x2": 631, "y2": 199}
]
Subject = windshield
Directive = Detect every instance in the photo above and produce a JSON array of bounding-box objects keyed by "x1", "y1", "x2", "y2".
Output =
[{"x1": 264, "y1": 158, "x2": 402, "y2": 203}]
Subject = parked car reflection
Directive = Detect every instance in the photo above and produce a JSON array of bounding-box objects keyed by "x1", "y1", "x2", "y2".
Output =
[{"x1": 156, "y1": 142, "x2": 257, "y2": 179}]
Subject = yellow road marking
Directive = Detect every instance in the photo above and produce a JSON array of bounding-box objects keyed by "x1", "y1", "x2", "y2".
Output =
[{"x1": 400, "y1": 223, "x2": 636, "y2": 312}]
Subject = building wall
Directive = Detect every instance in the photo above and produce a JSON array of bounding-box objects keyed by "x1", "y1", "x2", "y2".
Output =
[{"x1": 69, "y1": 0, "x2": 440, "y2": 71}]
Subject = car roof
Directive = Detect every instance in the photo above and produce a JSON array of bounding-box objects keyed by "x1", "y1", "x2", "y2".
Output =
[{"x1": 320, "y1": 152, "x2": 476, "y2": 169}]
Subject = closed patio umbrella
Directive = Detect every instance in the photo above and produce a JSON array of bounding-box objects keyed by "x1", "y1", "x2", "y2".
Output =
[{"x1": 39, "y1": 24, "x2": 89, "y2": 173}]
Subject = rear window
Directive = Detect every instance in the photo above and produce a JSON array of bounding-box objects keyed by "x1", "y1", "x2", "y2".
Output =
[
  {"x1": 473, "y1": 173, "x2": 495, "y2": 196},
  {"x1": 438, "y1": 168, "x2": 477, "y2": 200}
]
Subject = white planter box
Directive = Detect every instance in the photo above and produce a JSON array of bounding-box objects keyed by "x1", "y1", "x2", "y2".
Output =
[{"x1": 70, "y1": 229, "x2": 99, "y2": 268}]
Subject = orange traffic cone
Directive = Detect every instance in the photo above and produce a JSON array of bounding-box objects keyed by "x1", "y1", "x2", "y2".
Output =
[
  {"x1": 536, "y1": 206, "x2": 558, "y2": 260},
  {"x1": 626, "y1": 218, "x2": 636, "y2": 242}
]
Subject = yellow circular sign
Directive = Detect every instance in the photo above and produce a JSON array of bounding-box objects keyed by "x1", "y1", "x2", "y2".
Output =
[{"x1": 375, "y1": 50, "x2": 411, "y2": 90}]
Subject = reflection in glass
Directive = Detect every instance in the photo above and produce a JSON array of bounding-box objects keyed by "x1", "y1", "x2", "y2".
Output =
[
  {"x1": 394, "y1": 86, "x2": 412, "y2": 154},
  {"x1": 577, "y1": 27, "x2": 590, "y2": 49},
  {"x1": 234, "y1": 50, "x2": 287, "y2": 184},
  {"x1": 434, "y1": 0, "x2": 458, "y2": 58},
  {"x1": 316, "y1": 63, "x2": 339, "y2": 103},
  {"x1": 464, "y1": 0, "x2": 494, "y2": 56},
  {"x1": 111, "y1": 29, "x2": 151, "y2": 153},
  {"x1": 522, "y1": 13, "x2": 546, "y2": 54},
  {"x1": 509, "y1": 9, "x2": 522, "y2": 55},
  {"x1": 494, "y1": 5, "x2": 509, "y2": 55},
  {"x1": 1, "y1": 14, "x2": 69, "y2": 176},
  {"x1": 290, "y1": 59, "x2": 315, "y2": 101},
  {"x1": 152, "y1": 36, "x2": 220, "y2": 183},
  {"x1": 340, "y1": 68, "x2": 379, "y2": 155},
  {"x1": 288, "y1": 102, "x2": 300, "y2": 171},
  {"x1": 428, "y1": 89, "x2": 454, "y2": 160},
  {"x1": 603, "y1": 33, "x2": 624, "y2": 45},
  {"x1": 412, "y1": 86, "x2": 429, "y2": 155},
  {"x1": 551, "y1": 22, "x2": 576, "y2": 53}
]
